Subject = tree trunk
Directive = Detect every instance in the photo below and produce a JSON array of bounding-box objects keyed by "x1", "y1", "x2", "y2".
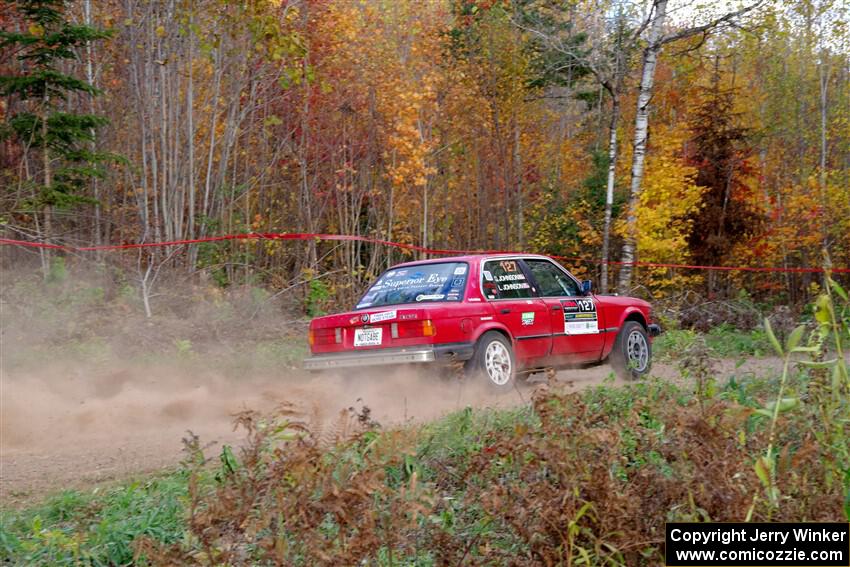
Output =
[
  {"x1": 818, "y1": 56, "x2": 830, "y2": 249},
  {"x1": 299, "y1": 65, "x2": 317, "y2": 268},
  {"x1": 514, "y1": 123, "x2": 523, "y2": 248},
  {"x1": 600, "y1": 94, "x2": 620, "y2": 294},
  {"x1": 84, "y1": 0, "x2": 101, "y2": 251},
  {"x1": 42, "y1": 94, "x2": 52, "y2": 277},
  {"x1": 422, "y1": 180, "x2": 428, "y2": 260},
  {"x1": 388, "y1": 149, "x2": 395, "y2": 268},
  {"x1": 187, "y1": 8, "x2": 196, "y2": 269},
  {"x1": 617, "y1": 0, "x2": 668, "y2": 293}
]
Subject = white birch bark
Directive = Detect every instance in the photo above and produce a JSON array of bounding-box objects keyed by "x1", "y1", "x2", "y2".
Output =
[
  {"x1": 600, "y1": 94, "x2": 620, "y2": 294},
  {"x1": 616, "y1": 0, "x2": 763, "y2": 293},
  {"x1": 617, "y1": 0, "x2": 668, "y2": 293}
]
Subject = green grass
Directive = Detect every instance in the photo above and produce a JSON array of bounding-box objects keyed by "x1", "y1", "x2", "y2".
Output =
[
  {"x1": 653, "y1": 324, "x2": 771, "y2": 360},
  {"x1": 0, "y1": 473, "x2": 187, "y2": 566},
  {"x1": 1, "y1": 355, "x2": 843, "y2": 565},
  {"x1": 0, "y1": 376, "x2": 768, "y2": 565},
  {"x1": 0, "y1": 405, "x2": 566, "y2": 566}
]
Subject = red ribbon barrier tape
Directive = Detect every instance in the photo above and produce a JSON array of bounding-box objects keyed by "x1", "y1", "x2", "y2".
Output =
[{"x1": 1, "y1": 233, "x2": 848, "y2": 273}]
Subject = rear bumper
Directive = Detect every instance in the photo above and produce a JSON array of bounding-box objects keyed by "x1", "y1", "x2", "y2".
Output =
[
  {"x1": 648, "y1": 323, "x2": 662, "y2": 337},
  {"x1": 303, "y1": 342, "x2": 475, "y2": 371}
]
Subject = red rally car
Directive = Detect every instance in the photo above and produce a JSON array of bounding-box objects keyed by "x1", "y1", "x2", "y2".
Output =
[{"x1": 304, "y1": 254, "x2": 661, "y2": 389}]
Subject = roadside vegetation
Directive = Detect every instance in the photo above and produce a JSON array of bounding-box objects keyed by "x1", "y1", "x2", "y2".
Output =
[
  {"x1": 2, "y1": 0, "x2": 848, "y2": 563},
  {"x1": 2, "y1": 275, "x2": 847, "y2": 566},
  {"x1": 3, "y1": 263, "x2": 829, "y2": 373},
  {"x1": 653, "y1": 325, "x2": 771, "y2": 359},
  {"x1": 1, "y1": 264, "x2": 308, "y2": 376}
]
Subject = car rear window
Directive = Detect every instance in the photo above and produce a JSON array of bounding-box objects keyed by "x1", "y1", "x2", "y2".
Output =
[{"x1": 355, "y1": 262, "x2": 469, "y2": 309}]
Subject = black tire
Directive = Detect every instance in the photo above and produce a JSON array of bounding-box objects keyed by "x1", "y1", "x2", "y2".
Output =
[
  {"x1": 609, "y1": 321, "x2": 652, "y2": 380},
  {"x1": 466, "y1": 331, "x2": 516, "y2": 391}
]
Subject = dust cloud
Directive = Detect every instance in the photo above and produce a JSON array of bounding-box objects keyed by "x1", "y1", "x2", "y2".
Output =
[
  {"x1": 1, "y1": 266, "x2": 561, "y2": 502},
  {"x1": 1, "y1": 352, "x2": 578, "y2": 504},
  {"x1": 1, "y1": 337, "x2": 784, "y2": 505},
  {"x1": 0, "y1": 266, "x2": 782, "y2": 504},
  {"x1": 1, "y1": 360, "x2": 523, "y2": 454}
]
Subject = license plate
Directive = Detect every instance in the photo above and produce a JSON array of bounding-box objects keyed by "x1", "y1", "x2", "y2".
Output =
[{"x1": 354, "y1": 327, "x2": 382, "y2": 347}]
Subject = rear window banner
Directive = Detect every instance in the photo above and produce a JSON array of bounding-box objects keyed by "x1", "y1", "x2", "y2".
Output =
[
  {"x1": 356, "y1": 262, "x2": 468, "y2": 308},
  {"x1": 562, "y1": 298, "x2": 599, "y2": 334}
]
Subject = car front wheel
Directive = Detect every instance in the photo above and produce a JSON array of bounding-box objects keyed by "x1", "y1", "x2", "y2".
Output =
[
  {"x1": 468, "y1": 331, "x2": 516, "y2": 390},
  {"x1": 610, "y1": 321, "x2": 652, "y2": 380}
]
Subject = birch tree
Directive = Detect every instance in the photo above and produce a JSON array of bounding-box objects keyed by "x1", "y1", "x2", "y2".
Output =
[
  {"x1": 515, "y1": 0, "x2": 644, "y2": 293},
  {"x1": 616, "y1": 0, "x2": 764, "y2": 292}
]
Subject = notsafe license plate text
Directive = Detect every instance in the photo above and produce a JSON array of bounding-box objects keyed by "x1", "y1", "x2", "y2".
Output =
[{"x1": 354, "y1": 327, "x2": 382, "y2": 347}]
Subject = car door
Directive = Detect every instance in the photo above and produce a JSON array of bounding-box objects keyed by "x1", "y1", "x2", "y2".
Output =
[
  {"x1": 522, "y1": 258, "x2": 606, "y2": 363},
  {"x1": 481, "y1": 258, "x2": 551, "y2": 365}
]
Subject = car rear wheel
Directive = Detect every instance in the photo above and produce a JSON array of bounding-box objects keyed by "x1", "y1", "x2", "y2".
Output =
[
  {"x1": 610, "y1": 321, "x2": 651, "y2": 380},
  {"x1": 467, "y1": 331, "x2": 516, "y2": 390}
]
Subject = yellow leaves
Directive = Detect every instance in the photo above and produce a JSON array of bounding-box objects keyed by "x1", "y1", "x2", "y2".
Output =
[
  {"x1": 308, "y1": 0, "x2": 446, "y2": 195},
  {"x1": 263, "y1": 115, "x2": 282, "y2": 128},
  {"x1": 559, "y1": 139, "x2": 591, "y2": 190},
  {"x1": 155, "y1": 25, "x2": 166, "y2": 38},
  {"x1": 28, "y1": 23, "x2": 44, "y2": 37},
  {"x1": 620, "y1": 124, "x2": 704, "y2": 295}
]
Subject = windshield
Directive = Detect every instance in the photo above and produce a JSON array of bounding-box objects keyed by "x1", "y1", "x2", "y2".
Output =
[{"x1": 355, "y1": 262, "x2": 469, "y2": 309}]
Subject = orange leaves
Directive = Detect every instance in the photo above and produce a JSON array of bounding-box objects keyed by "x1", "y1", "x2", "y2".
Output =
[{"x1": 383, "y1": 88, "x2": 439, "y2": 190}]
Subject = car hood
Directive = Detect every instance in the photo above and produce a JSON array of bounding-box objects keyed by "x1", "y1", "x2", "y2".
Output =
[{"x1": 594, "y1": 294, "x2": 651, "y2": 310}]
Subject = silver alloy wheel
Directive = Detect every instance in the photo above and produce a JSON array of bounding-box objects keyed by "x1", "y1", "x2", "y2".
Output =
[
  {"x1": 626, "y1": 330, "x2": 649, "y2": 372},
  {"x1": 484, "y1": 340, "x2": 512, "y2": 385}
]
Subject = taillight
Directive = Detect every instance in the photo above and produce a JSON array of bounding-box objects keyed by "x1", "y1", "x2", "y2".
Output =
[
  {"x1": 308, "y1": 329, "x2": 315, "y2": 346},
  {"x1": 422, "y1": 319, "x2": 435, "y2": 336},
  {"x1": 311, "y1": 328, "x2": 340, "y2": 346},
  {"x1": 389, "y1": 319, "x2": 437, "y2": 339}
]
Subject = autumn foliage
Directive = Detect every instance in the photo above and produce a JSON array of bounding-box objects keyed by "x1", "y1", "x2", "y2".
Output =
[
  {"x1": 136, "y1": 378, "x2": 846, "y2": 565},
  {"x1": 1, "y1": 0, "x2": 848, "y2": 308}
]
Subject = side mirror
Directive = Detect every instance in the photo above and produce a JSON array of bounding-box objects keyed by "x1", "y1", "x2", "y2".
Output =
[{"x1": 581, "y1": 280, "x2": 593, "y2": 295}]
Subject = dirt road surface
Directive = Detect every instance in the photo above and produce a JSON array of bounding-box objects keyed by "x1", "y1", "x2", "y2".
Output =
[{"x1": 1, "y1": 356, "x2": 784, "y2": 506}]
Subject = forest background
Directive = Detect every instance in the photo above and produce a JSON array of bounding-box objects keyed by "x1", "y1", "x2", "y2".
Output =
[{"x1": 2, "y1": 0, "x2": 848, "y2": 314}]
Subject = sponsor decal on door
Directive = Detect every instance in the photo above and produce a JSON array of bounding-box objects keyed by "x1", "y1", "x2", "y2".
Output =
[{"x1": 562, "y1": 298, "x2": 599, "y2": 334}]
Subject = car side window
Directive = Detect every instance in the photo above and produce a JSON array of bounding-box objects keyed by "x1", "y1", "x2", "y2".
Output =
[
  {"x1": 482, "y1": 259, "x2": 533, "y2": 300},
  {"x1": 525, "y1": 259, "x2": 580, "y2": 297}
]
